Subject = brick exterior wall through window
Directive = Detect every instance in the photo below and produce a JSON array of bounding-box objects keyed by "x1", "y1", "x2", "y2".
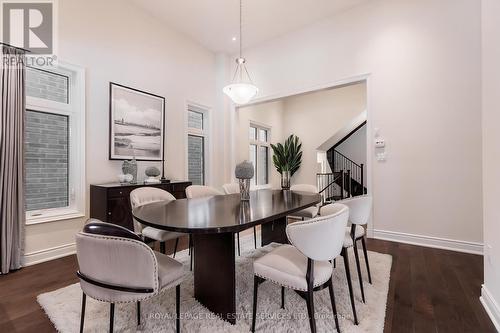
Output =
[{"x1": 25, "y1": 110, "x2": 69, "y2": 211}]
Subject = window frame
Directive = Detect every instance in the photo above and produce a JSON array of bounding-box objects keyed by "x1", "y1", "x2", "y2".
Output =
[
  {"x1": 25, "y1": 61, "x2": 86, "y2": 225},
  {"x1": 185, "y1": 103, "x2": 211, "y2": 186},
  {"x1": 249, "y1": 123, "x2": 271, "y2": 188}
]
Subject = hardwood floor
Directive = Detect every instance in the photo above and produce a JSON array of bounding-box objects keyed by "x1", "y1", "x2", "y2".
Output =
[{"x1": 0, "y1": 236, "x2": 495, "y2": 332}]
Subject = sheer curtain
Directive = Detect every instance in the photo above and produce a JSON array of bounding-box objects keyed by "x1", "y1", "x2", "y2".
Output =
[{"x1": 0, "y1": 45, "x2": 26, "y2": 274}]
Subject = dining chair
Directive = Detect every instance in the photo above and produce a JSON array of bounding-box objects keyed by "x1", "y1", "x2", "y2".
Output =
[
  {"x1": 130, "y1": 187, "x2": 183, "y2": 257},
  {"x1": 76, "y1": 220, "x2": 184, "y2": 333},
  {"x1": 289, "y1": 184, "x2": 320, "y2": 220},
  {"x1": 251, "y1": 203, "x2": 349, "y2": 333},
  {"x1": 222, "y1": 183, "x2": 258, "y2": 251},
  {"x1": 339, "y1": 195, "x2": 373, "y2": 306}
]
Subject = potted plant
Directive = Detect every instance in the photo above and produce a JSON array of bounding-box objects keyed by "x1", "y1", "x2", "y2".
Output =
[{"x1": 270, "y1": 134, "x2": 303, "y2": 190}]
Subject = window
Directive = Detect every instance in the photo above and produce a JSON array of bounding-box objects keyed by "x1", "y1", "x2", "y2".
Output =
[
  {"x1": 249, "y1": 124, "x2": 270, "y2": 186},
  {"x1": 187, "y1": 105, "x2": 209, "y2": 185},
  {"x1": 25, "y1": 64, "x2": 85, "y2": 224}
]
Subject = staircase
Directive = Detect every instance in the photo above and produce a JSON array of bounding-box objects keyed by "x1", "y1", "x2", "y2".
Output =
[{"x1": 317, "y1": 123, "x2": 367, "y2": 204}]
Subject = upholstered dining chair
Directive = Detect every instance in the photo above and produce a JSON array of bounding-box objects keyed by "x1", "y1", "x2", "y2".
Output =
[
  {"x1": 289, "y1": 184, "x2": 320, "y2": 221},
  {"x1": 221, "y1": 183, "x2": 239, "y2": 195},
  {"x1": 76, "y1": 220, "x2": 184, "y2": 333},
  {"x1": 222, "y1": 183, "x2": 258, "y2": 251},
  {"x1": 251, "y1": 203, "x2": 349, "y2": 333},
  {"x1": 339, "y1": 196, "x2": 373, "y2": 305},
  {"x1": 130, "y1": 187, "x2": 183, "y2": 257}
]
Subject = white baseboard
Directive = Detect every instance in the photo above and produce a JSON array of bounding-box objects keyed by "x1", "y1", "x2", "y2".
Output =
[
  {"x1": 481, "y1": 285, "x2": 500, "y2": 332},
  {"x1": 22, "y1": 243, "x2": 76, "y2": 267},
  {"x1": 371, "y1": 229, "x2": 483, "y2": 255}
]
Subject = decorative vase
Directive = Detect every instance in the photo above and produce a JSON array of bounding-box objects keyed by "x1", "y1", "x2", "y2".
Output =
[
  {"x1": 235, "y1": 160, "x2": 254, "y2": 201},
  {"x1": 239, "y1": 178, "x2": 251, "y2": 201},
  {"x1": 239, "y1": 200, "x2": 251, "y2": 222},
  {"x1": 281, "y1": 170, "x2": 291, "y2": 190},
  {"x1": 122, "y1": 157, "x2": 137, "y2": 184}
]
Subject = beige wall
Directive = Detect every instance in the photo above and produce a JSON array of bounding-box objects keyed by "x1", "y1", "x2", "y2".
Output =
[
  {"x1": 236, "y1": 101, "x2": 285, "y2": 188},
  {"x1": 481, "y1": 0, "x2": 500, "y2": 328},
  {"x1": 24, "y1": 0, "x2": 219, "y2": 264},
  {"x1": 282, "y1": 83, "x2": 367, "y2": 186},
  {"x1": 235, "y1": 84, "x2": 366, "y2": 189},
  {"x1": 238, "y1": 0, "x2": 483, "y2": 248}
]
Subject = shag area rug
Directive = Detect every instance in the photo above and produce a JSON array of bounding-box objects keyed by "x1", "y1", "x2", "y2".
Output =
[{"x1": 38, "y1": 233, "x2": 392, "y2": 332}]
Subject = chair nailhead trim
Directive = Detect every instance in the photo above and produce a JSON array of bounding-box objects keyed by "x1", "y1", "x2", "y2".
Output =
[{"x1": 79, "y1": 233, "x2": 161, "y2": 304}]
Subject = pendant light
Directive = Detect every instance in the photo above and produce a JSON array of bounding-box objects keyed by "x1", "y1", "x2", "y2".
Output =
[{"x1": 223, "y1": 0, "x2": 258, "y2": 105}]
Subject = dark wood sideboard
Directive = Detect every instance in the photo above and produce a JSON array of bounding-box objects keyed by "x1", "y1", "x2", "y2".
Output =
[{"x1": 90, "y1": 181, "x2": 191, "y2": 230}]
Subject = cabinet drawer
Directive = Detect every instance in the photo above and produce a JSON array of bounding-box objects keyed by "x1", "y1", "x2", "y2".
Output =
[{"x1": 108, "y1": 188, "x2": 129, "y2": 198}]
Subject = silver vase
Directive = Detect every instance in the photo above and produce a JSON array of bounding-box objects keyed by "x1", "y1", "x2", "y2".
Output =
[
  {"x1": 281, "y1": 171, "x2": 291, "y2": 190},
  {"x1": 122, "y1": 158, "x2": 137, "y2": 184},
  {"x1": 238, "y1": 178, "x2": 250, "y2": 201}
]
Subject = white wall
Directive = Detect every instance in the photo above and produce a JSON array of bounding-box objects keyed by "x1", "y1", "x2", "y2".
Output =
[
  {"x1": 236, "y1": 101, "x2": 285, "y2": 188},
  {"x1": 282, "y1": 83, "x2": 367, "y2": 186},
  {"x1": 336, "y1": 124, "x2": 367, "y2": 182},
  {"x1": 239, "y1": 0, "x2": 483, "y2": 249},
  {"x1": 481, "y1": 0, "x2": 500, "y2": 329},
  {"x1": 24, "y1": 0, "x2": 219, "y2": 264}
]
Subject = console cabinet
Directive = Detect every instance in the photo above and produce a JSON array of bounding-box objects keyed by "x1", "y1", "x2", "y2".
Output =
[{"x1": 90, "y1": 181, "x2": 191, "y2": 230}]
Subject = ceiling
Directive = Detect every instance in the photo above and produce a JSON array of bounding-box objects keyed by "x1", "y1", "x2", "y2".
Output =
[{"x1": 129, "y1": 0, "x2": 370, "y2": 53}]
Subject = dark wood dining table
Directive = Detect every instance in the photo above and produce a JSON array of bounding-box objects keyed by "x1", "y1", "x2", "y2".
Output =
[{"x1": 132, "y1": 189, "x2": 321, "y2": 324}]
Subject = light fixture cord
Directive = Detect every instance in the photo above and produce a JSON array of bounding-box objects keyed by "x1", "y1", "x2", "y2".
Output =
[{"x1": 239, "y1": 0, "x2": 242, "y2": 59}]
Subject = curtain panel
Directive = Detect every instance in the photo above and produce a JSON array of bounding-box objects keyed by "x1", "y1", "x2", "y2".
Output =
[{"x1": 0, "y1": 45, "x2": 26, "y2": 274}]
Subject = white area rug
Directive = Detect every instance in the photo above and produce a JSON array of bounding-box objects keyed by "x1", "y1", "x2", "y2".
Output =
[{"x1": 38, "y1": 233, "x2": 392, "y2": 332}]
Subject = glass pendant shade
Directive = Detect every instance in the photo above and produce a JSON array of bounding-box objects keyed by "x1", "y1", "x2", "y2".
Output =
[
  {"x1": 223, "y1": 82, "x2": 258, "y2": 105},
  {"x1": 223, "y1": 57, "x2": 258, "y2": 105}
]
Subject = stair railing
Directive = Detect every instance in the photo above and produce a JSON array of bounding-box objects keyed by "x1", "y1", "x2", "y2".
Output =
[
  {"x1": 333, "y1": 150, "x2": 365, "y2": 197},
  {"x1": 317, "y1": 172, "x2": 343, "y2": 205}
]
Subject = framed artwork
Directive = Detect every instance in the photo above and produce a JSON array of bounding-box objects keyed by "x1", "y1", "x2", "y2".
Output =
[{"x1": 109, "y1": 82, "x2": 165, "y2": 161}]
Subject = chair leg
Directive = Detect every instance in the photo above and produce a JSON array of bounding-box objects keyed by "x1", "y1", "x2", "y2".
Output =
[
  {"x1": 80, "y1": 293, "x2": 86, "y2": 333},
  {"x1": 160, "y1": 241, "x2": 166, "y2": 254},
  {"x1": 342, "y1": 247, "x2": 359, "y2": 325},
  {"x1": 353, "y1": 241, "x2": 366, "y2": 303},
  {"x1": 361, "y1": 237, "x2": 372, "y2": 284},
  {"x1": 137, "y1": 301, "x2": 141, "y2": 326},
  {"x1": 328, "y1": 279, "x2": 341, "y2": 333},
  {"x1": 237, "y1": 232, "x2": 241, "y2": 256},
  {"x1": 176, "y1": 285, "x2": 180, "y2": 333},
  {"x1": 281, "y1": 286, "x2": 285, "y2": 309},
  {"x1": 305, "y1": 288, "x2": 317, "y2": 333},
  {"x1": 173, "y1": 238, "x2": 179, "y2": 258},
  {"x1": 188, "y1": 235, "x2": 191, "y2": 255},
  {"x1": 251, "y1": 276, "x2": 259, "y2": 332},
  {"x1": 190, "y1": 245, "x2": 194, "y2": 271},
  {"x1": 109, "y1": 303, "x2": 115, "y2": 333},
  {"x1": 334, "y1": 258, "x2": 336, "y2": 268},
  {"x1": 253, "y1": 226, "x2": 257, "y2": 249},
  {"x1": 189, "y1": 235, "x2": 194, "y2": 271}
]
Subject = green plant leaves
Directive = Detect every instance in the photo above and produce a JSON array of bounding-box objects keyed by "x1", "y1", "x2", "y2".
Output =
[{"x1": 270, "y1": 134, "x2": 303, "y2": 176}]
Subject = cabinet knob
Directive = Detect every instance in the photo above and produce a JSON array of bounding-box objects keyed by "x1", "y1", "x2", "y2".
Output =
[
  {"x1": 119, "y1": 191, "x2": 123, "y2": 195},
  {"x1": 108, "y1": 212, "x2": 111, "y2": 216}
]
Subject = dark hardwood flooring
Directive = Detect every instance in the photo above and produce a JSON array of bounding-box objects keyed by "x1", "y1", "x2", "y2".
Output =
[{"x1": 0, "y1": 235, "x2": 495, "y2": 332}]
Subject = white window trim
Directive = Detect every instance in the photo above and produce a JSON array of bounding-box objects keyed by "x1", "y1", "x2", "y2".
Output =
[
  {"x1": 25, "y1": 61, "x2": 86, "y2": 225},
  {"x1": 249, "y1": 122, "x2": 271, "y2": 189},
  {"x1": 185, "y1": 102, "x2": 212, "y2": 186}
]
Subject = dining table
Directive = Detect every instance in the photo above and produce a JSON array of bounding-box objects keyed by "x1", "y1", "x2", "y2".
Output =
[{"x1": 132, "y1": 188, "x2": 321, "y2": 324}]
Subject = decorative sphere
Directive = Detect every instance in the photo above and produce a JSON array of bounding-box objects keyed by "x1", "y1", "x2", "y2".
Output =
[
  {"x1": 235, "y1": 160, "x2": 254, "y2": 179},
  {"x1": 145, "y1": 166, "x2": 161, "y2": 177}
]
